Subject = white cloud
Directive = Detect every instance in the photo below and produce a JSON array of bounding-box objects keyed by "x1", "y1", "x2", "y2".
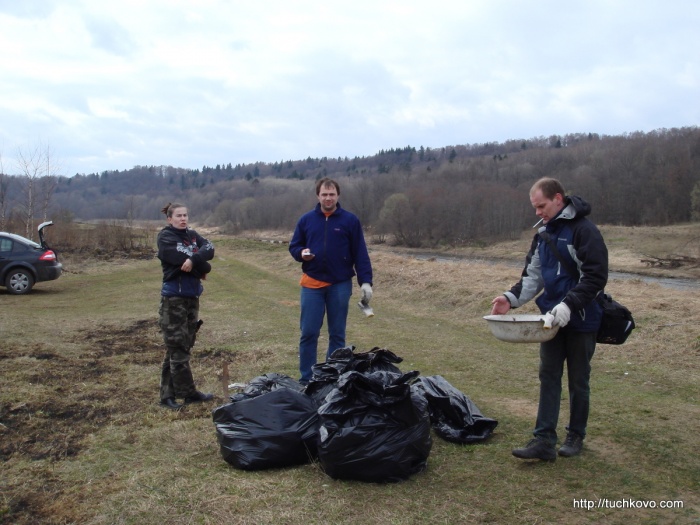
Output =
[{"x1": 0, "y1": 0, "x2": 698, "y2": 175}]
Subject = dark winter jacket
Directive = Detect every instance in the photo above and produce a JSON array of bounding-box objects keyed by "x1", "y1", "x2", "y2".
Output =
[
  {"x1": 157, "y1": 226, "x2": 215, "y2": 298},
  {"x1": 504, "y1": 195, "x2": 608, "y2": 332},
  {"x1": 289, "y1": 202, "x2": 373, "y2": 286}
]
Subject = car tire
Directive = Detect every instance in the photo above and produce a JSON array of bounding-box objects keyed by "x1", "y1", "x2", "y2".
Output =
[{"x1": 5, "y1": 269, "x2": 35, "y2": 295}]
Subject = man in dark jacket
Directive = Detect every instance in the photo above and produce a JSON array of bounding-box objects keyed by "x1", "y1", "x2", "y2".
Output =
[
  {"x1": 491, "y1": 178, "x2": 608, "y2": 460},
  {"x1": 289, "y1": 178, "x2": 373, "y2": 384}
]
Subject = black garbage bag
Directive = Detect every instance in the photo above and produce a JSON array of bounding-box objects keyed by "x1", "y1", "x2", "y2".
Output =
[
  {"x1": 353, "y1": 347, "x2": 404, "y2": 374},
  {"x1": 414, "y1": 375, "x2": 498, "y2": 444},
  {"x1": 306, "y1": 347, "x2": 404, "y2": 406},
  {"x1": 229, "y1": 372, "x2": 305, "y2": 402},
  {"x1": 317, "y1": 370, "x2": 432, "y2": 483},
  {"x1": 305, "y1": 366, "x2": 343, "y2": 407},
  {"x1": 325, "y1": 345, "x2": 403, "y2": 374},
  {"x1": 326, "y1": 345, "x2": 357, "y2": 368},
  {"x1": 305, "y1": 347, "x2": 357, "y2": 404},
  {"x1": 213, "y1": 386, "x2": 319, "y2": 470}
]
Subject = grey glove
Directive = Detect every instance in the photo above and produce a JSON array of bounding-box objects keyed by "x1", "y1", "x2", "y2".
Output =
[
  {"x1": 551, "y1": 302, "x2": 571, "y2": 327},
  {"x1": 360, "y1": 283, "x2": 373, "y2": 304}
]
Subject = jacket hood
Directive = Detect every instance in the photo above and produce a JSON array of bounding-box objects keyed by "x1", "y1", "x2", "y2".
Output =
[{"x1": 557, "y1": 195, "x2": 591, "y2": 221}]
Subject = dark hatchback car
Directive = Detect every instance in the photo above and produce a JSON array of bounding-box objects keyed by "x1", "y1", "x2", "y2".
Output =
[{"x1": 0, "y1": 221, "x2": 63, "y2": 295}]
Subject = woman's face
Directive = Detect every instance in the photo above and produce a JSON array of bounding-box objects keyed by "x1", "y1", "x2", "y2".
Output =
[{"x1": 167, "y1": 207, "x2": 188, "y2": 229}]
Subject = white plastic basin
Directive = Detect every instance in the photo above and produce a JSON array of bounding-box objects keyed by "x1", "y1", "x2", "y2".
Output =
[{"x1": 483, "y1": 314, "x2": 560, "y2": 343}]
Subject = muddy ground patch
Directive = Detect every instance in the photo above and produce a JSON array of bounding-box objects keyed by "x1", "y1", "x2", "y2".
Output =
[{"x1": 0, "y1": 319, "x2": 188, "y2": 524}]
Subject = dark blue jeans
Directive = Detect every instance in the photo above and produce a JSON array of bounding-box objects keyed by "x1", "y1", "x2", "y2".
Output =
[
  {"x1": 298, "y1": 279, "x2": 352, "y2": 382},
  {"x1": 534, "y1": 329, "x2": 597, "y2": 445}
]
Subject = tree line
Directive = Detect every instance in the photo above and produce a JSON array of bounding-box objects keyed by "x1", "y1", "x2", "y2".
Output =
[{"x1": 1, "y1": 127, "x2": 699, "y2": 247}]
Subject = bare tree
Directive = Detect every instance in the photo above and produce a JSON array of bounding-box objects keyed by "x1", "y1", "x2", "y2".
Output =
[
  {"x1": 0, "y1": 152, "x2": 8, "y2": 230},
  {"x1": 378, "y1": 193, "x2": 422, "y2": 246},
  {"x1": 16, "y1": 145, "x2": 42, "y2": 238},
  {"x1": 16, "y1": 141, "x2": 60, "y2": 239},
  {"x1": 691, "y1": 181, "x2": 700, "y2": 222},
  {"x1": 342, "y1": 178, "x2": 375, "y2": 226},
  {"x1": 40, "y1": 142, "x2": 60, "y2": 221}
]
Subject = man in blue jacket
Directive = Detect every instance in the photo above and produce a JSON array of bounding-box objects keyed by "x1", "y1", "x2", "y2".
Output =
[
  {"x1": 491, "y1": 177, "x2": 608, "y2": 460},
  {"x1": 289, "y1": 178, "x2": 373, "y2": 384}
]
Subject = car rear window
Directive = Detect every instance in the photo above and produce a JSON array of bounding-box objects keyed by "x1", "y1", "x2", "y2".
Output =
[{"x1": 12, "y1": 241, "x2": 30, "y2": 253}]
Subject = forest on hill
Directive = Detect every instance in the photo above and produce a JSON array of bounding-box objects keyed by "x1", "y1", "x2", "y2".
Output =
[{"x1": 2, "y1": 126, "x2": 700, "y2": 247}]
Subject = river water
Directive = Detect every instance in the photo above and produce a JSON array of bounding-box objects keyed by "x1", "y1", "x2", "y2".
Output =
[{"x1": 394, "y1": 251, "x2": 700, "y2": 291}]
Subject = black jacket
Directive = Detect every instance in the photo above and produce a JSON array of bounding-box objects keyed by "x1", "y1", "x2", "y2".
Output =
[
  {"x1": 157, "y1": 226, "x2": 214, "y2": 296},
  {"x1": 504, "y1": 196, "x2": 608, "y2": 332}
]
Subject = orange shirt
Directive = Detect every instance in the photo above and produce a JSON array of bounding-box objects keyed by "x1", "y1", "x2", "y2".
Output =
[{"x1": 300, "y1": 274, "x2": 331, "y2": 288}]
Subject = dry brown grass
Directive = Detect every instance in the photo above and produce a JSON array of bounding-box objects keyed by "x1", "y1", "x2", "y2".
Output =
[{"x1": 1, "y1": 224, "x2": 699, "y2": 524}]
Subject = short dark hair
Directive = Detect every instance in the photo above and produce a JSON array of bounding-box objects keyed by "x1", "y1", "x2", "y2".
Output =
[
  {"x1": 530, "y1": 177, "x2": 566, "y2": 200},
  {"x1": 315, "y1": 177, "x2": 340, "y2": 196}
]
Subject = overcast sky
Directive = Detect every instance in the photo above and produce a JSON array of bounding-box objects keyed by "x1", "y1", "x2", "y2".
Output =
[{"x1": 1, "y1": 0, "x2": 698, "y2": 176}]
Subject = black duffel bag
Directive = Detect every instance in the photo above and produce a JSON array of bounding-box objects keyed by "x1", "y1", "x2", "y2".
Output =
[{"x1": 596, "y1": 293, "x2": 635, "y2": 345}]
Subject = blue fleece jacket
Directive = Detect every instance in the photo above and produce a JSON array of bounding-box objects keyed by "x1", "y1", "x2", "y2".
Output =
[{"x1": 289, "y1": 202, "x2": 373, "y2": 286}]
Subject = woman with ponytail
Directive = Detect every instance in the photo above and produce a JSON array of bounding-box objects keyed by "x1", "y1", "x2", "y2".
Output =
[{"x1": 156, "y1": 202, "x2": 215, "y2": 410}]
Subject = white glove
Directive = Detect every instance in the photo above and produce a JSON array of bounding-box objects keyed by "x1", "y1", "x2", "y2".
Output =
[
  {"x1": 360, "y1": 283, "x2": 373, "y2": 304},
  {"x1": 551, "y1": 302, "x2": 571, "y2": 327},
  {"x1": 542, "y1": 312, "x2": 555, "y2": 329}
]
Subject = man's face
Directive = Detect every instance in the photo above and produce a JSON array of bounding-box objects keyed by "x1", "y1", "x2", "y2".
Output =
[
  {"x1": 167, "y1": 207, "x2": 189, "y2": 229},
  {"x1": 317, "y1": 185, "x2": 338, "y2": 213},
  {"x1": 530, "y1": 189, "x2": 564, "y2": 224}
]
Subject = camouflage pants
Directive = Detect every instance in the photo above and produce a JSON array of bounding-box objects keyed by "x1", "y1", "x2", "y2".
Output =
[{"x1": 159, "y1": 296, "x2": 200, "y2": 400}]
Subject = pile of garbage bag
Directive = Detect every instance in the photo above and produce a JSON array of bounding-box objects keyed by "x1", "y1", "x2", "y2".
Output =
[{"x1": 212, "y1": 346, "x2": 498, "y2": 482}]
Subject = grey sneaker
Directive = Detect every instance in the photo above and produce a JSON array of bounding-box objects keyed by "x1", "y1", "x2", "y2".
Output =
[
  {"x1": 558, "y1": 432, "x2": 584, "y2": 457},
  {"x1": 512, "y1": 438, "x2": 556, "y2": 461}
]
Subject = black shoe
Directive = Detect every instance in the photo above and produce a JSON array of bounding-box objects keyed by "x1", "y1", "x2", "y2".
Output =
[
  {"x1": 512, "y1": 438, "x2": 556, "y2": 461},
  {"x1": 184, "y1": 391, "x2": 214, "y2": 404},
  {"x1": 558, "y1": 432, "x2": 584, "y2": 457},
  {"x1": 159, "y1": 397, "x2": 182, "y2": 410}
]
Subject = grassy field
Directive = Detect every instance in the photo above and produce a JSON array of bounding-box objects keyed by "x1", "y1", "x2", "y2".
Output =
[{"x1": 1, "y1": 225, "x2": 699, "y2": 525}]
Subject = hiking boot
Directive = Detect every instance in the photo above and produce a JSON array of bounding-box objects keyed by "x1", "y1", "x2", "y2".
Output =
[
  {"x1": 512, "y1": 438, "x2": 556, "y2": 461},
  {"x1": 184, "y1": 391, "x2": 214, "y2": 404},
  {"x1": 159, "y1": 397, "x2": 183, "y2": 410},
  {"x1": 558, "y1": 432, "x2": 584, "y2": 457}
]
